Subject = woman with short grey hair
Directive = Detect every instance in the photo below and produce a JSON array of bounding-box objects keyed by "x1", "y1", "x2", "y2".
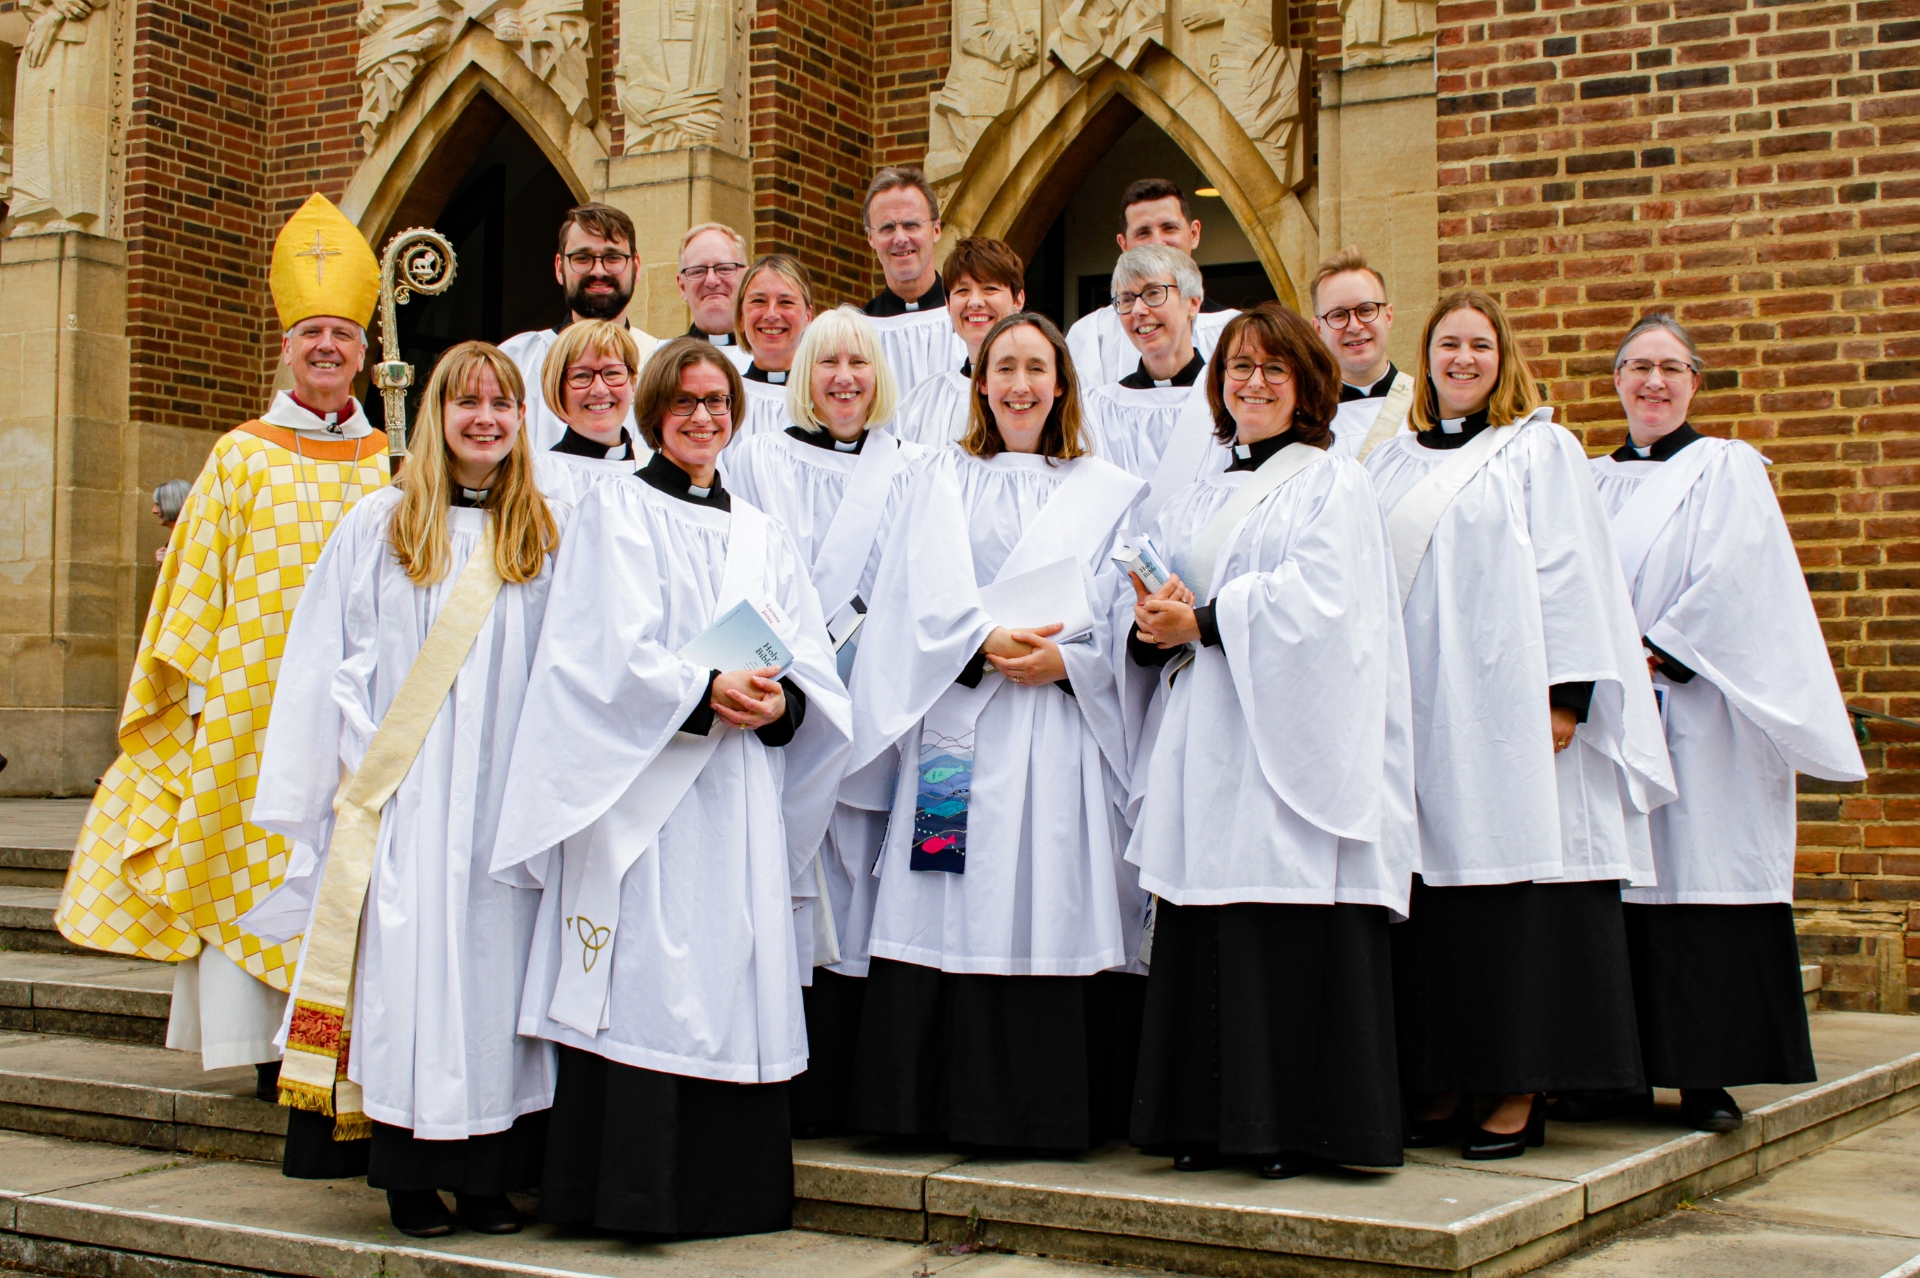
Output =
[{"x1": 151, "y1": 479, "x2": 192, "y2": 565}]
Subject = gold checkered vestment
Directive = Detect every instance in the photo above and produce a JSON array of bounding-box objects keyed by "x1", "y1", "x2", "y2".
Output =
[{"x1": 55, "y1": 421, "x2": 390, "y2": 990}]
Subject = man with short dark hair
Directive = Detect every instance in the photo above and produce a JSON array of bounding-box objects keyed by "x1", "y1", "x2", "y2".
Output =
[
  {"x1": 501, "y1": 203, "x2": 660, "y2": 452},
  {"x1": 1311, "y1": 246, "x2": 1412, "y2": 461},
  {"x1": 860, "y1": 167, "x2": 966, "y2": 394},
  {"x1": 1065, "y1": 178, "x2": 1237, "y2": 386},
  {"x1": 678, "y1": 222, "x2": 751, "y2": 368}
]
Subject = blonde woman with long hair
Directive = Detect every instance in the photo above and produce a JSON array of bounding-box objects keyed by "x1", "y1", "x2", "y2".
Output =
[
  {"x1": 254, "y1": 341, "x2": 563, "y2": 1238},
  {"x1": 1361, "y1": 292, "x2": 1674, "y2": 1160}
]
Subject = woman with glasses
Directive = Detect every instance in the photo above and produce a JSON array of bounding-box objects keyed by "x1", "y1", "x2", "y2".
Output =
[
  {"x1": 726, "y1": 306, "x2": 926, "y2": 1136},
  {"x1": 1362, "y1": 291, "x2": 1674, "y2": 1161},
  {"x1": 1587, "y1": 315, "x2": 1861, "y2": 1132},
  {"x1": 734, "y1": 255, "x2": 817, "y2": 443},
  {"x1": 492, "y1": 337, "x2": 851, "y2": 1236},
  {"x1": 1124, "y1": 304, "x2": 1416, "y2": 1179},
  {"x1": 531, "y1": 321, "x2": 646, "y2": 504},
  {"x1": 844, "y1": 313, "x2": 1148, "y2": 1152}
]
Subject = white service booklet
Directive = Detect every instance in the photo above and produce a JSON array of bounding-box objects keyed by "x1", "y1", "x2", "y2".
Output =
[
  {"x1": 680, "y1": 599, "x2": 794, "y2": 676},
  {"x1": 977, "y1": 557, "x2": 1095, "y2": 643}
]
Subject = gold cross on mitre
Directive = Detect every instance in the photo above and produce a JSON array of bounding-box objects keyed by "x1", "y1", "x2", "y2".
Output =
[
  {"x1": 270, "y1": 193, "x2": 380, "y2": 332},
  {"x1": 294, "y1": 230, "x2": 342, "y2": 283}
]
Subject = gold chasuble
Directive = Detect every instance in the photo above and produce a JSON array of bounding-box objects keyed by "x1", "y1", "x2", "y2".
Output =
[{"x1": 56, "y1": 423, "x2": 390, "y2": 987}]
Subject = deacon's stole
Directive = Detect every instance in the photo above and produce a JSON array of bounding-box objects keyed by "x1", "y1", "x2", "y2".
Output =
[{"x1": 56, "y1": 424, "x2": 389, "y2": 990}]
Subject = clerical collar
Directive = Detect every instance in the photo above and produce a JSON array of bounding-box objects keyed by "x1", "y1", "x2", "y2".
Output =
[
  {"x1": 959, "y1": 358, "x2": 973, "y2": 378},
  {"x1": 1416, "y1": 399, "x2": 1492, "y2": 451},
  {"x1": 1610, "y1": 422, "x2": 1702, "y2": 463},
  {"x1": 787, "y1": 424, "x2": 866, "y2": 454},
  {"x1": 639, "y1": 450, "x2": 730, "y2": 510},
  {"x1": 452, "y1": 486, "x2": 490, "y2": 509},
  {"x1": 688, "y1": 325, "x2": 734, "y2": 347},
  {"x1": 864, "y1": 273, "x2": 947, "y2": 317},
  {"x1": 1339, "y1": 364, "x2": 1400, "y2": 403},
  {"x1": 745, "y1": 363, "x2": 789, "y2": 385},
  {"x1": 1227, "y1": 426, "x2": 1312, "y2": 472},
  {"x1": 288, "y1": 392, "x2": 350, "y2": 432},
  {"x1": 1119, "y1": 349, "x2": 1204, "y2": 390},
  {"x1": 553, "y1": 427, "x2": 632, "y2": 460}
]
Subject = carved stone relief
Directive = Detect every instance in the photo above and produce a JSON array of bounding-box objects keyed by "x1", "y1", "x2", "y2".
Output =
[
  {"x1": 356, "y1": 0, "x2": 593, "y2": 147},
  {"x1": 927, "y1": 0, "x2": 1044, "y2": 181},
  {"x1": 1187, "y1": 0, "x2": 1307, "y2": 188},
  {"x1": 616, "y1": 0, "x2": 749, "y2": 154},
  {"x1": 6, "y1": 0, "x2": 112, "y2": 235},
  {"x1": 1340, "y1": 0, "x2": 1437, "y2": 67}
]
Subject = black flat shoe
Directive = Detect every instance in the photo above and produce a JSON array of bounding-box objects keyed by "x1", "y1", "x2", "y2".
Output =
[
  {"x1": 1462, "y1": 1095, "x2": 1546, "y2": 1160},
  {"x1": 1256, "y1": 1154, "x2": 1320, "y2": 1180},
  {"x1": 456, "y1": 1193, "x2": 522, "y2": 1234},
  {"x1": 387, "y1": 1189, "x2": 456, "y2": 1237},
  {"x1": 1680, "y1": 1088, "x2": 1744, "y2": 1133},
  {"x1": 254, "y1": 1061, "x2": 281, "y2": 1103},
  {"x1": 1405, "y1": 1102, "x2": 1467, "y2": 1148},
  {"x1": 1171, "y1": 1149, "x2": 1221, "y2": 1172}
]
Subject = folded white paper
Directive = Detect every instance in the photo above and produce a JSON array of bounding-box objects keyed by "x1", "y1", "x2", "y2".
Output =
[
  {"x1": 977, "y1": 557, "x2": 1095, "y2": 642},
  {"x1": 681, "y1": 598, "x2": 794, "y2": 676}
]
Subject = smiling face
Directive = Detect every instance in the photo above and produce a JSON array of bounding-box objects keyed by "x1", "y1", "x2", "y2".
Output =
[
  {"x1": 560, "y1": 349, "x2": 634, "y2": 446},
  {"x1": 982, "y1": 322, "x2": 1063, "y2": 454},
  {"x1": 740, "y1": 267, "x2": 811, "y2": 371},
  {"x1": 810, "y1": 346, "x2": 877, "y2": 442},
  {"x1": 281, "y1": 316, "x2": 368, "y2": 413},
  {"x1": 678, "y1": 228, "x2": 744, "y2": 336},
  {"x1": 1221, "y1": 333, "x2": 1298, "y2": 443},
  {"x1": 661, "y1": 359, "x2": 734, "y2": 483},
  {"x1": 1312, "y1": 269, "x2": 1394, "y2": 386},
  {"x1": 556, "y1": 223, "x2": 637, "y2": 322},
  {"x1": 866, "y1": 186, "x2": 942, "y2": 298},
  {"x1": 1614, "y1": 327, "x2": 1699, "y2": 445},
  {"x1": 948, "y1": 272, "x2": 1024, "y2": 362},
  {"x1": 1118, "y1": 196, "x2": 1201, "y2": 253},
  {"x1": 1118, "y1": 271, "x2": 1200, "y2": 377},
  {"x1": 442, "y1": 364, "x2": 521, "y2": 490},
  {"x1": 1429, "y1": 305, "x2": 1502, "y2": 419}
]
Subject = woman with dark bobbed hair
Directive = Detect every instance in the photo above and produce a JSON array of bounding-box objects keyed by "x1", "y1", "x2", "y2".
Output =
[
  {"x1": 1125, "y1": 302, "x2": 1417, "y2": 1178},
  {"x1": 1587, "y1": 314, "x2": 1861, "y2": 1132}
]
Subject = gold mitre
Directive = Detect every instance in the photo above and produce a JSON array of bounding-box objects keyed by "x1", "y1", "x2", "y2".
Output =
[{"x1": 270, "y1": 193, "x2": 379, "y2": 330}]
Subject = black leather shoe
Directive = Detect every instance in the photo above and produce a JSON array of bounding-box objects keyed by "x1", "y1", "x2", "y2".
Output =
[
  {"x1": 456, "y1": 1193, "x2": 522, "y2": 1234},
  {"x1": 387, "y1": 1190, "x2": 456, "y2": 1237},
  {"x1": 1462, "y1": 1095, "x2": 1546, "y2": 1160},
  {"x1": 254, "y1": 1062, "x2": 281, "y2": 1103},
  {"x1": 1171, "y1": 1149, "x2": 1221, "y2": 1172},
  {"x1": 1680, "y1": 1088, "x2": 1744, "y2": 1133},
  {"x1": 1405, "y1": 1102, "x2": 1466, "y2": 1148},
  {"x1": 1256, "y1": 1154, "x2": 1319, "y2": 1180}
]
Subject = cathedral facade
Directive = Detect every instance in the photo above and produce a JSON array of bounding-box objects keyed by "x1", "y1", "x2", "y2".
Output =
[{"x1": 0, "y1": 0, "x2": 1916, "y2": 1006}]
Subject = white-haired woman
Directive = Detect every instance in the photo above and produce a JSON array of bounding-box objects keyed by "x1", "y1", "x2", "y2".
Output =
[
  {"x1": 1585, "y1": 314, "x2": 1862, "y2": 1132},
  {"x1": 733, "y1": 254, "x2": 816, "y2": 443},
  {"x1": 726, "y1": 304, "x2": 931, "y2": 1136}
]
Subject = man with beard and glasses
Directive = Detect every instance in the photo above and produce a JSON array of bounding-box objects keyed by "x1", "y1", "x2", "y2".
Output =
[{"x1": 502, "y1": 204, "x2": 661, "y2": 452}]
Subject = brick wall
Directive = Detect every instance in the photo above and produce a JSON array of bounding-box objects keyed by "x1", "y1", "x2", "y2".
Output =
[
  {"x1": 1434, "y1": 0, "x2": 1920, "y2": 1009},
  {"x1": 872, "y1": 0, "x2": 949, "y2": 171},
  {"x1": 265, "y1": 1, "x2": 364, "y2": 222},
  {"x1": 123, "y1": 0, "x2": 272, "y2": 431}
]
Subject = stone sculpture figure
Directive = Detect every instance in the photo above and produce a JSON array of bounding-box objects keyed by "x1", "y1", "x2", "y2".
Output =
[
  {"x1": 1209, "y1": 0, "x2": 1308, "y2": 188},
  {"x1": 925, "y1": 0, "x2": 1042, "y2": 183},
  {"x1": 1340, "y1": 0, "x2": 1436, "y2": 66},
  {"x1": 1049, "y1": 0, "x2": 1164, "y2": 77},
  {"x1": 8, "y1": 0, "x2": 111, "y2": 236},
  {"x1": 617, "y1": 0, "x2": 745, "y2": 153}
]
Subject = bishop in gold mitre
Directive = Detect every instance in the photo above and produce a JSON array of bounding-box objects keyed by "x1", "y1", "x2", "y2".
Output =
[{"x1": 56, "y1": 194, "x2": 392, "y2": 1087}]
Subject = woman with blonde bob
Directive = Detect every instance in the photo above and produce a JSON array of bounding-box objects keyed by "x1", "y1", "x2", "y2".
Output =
[
  {"x1": 733, "y1": 254, "x2": 817, "y2": 441},
  {"x1": 1362, "y1": 293, "x2": 1674, "y2": 1161},
  {"x1": 845, "y1": 313, "x2": 1151, "y2": 1151},
  {"x1": 726, "y1": 305, "x2": 925, "y2": 1135},
  {"x1": 533, "y1": 319, "x2": 646, "y2": 503},
  {"x1": 255, "y1": 341, "x2": 564, "y2": 1238}
]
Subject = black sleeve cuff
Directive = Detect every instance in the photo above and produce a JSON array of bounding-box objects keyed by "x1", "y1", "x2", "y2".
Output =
[
  {"x1": 1057, "y1": 677, "x2": 1076, "y2": 699},
  {"x1": 753, "y1": 676, "x2": 806, "y2": 747},
  {"x1": 1129, "y1": 630, "x2": 1179, "y2": 667},
  {"x1": 1549, "y1": 680, "x2": 1595, "y2": 724},
  {"x1": 955, "y1": 648, "x2": 988, "y2": 688},
  {"x1": 1644, "y1": 639, "x2": 1696, "y2": 684},
  {"x1": 681, "y1": 670, "x2": 721, "y2": 735},
  {"x1": 1194, "y1": 603, "x2": 1222, "y2": 649}
]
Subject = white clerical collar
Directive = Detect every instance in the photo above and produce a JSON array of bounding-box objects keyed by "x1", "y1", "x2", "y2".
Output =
[
  {"x1": 833, "y1": 438, "x2": 859, "y2": 452},
  {"x1": 1440, "y1": 416, "x2": 1467, "y2": 435},
  {"x1": 262, "y1": 390, "x2": 374, "y2": 441},
  {"x1": 709, "y1": 332, "x2": 733, "y2": 346},
  {"x1": 608, "y1": 442, "x2": 630, "y2": 460},
  {"x1": 767, "y1": 369, "x2": 788, "y2": 384},
  {"x1": 688, "y1": 483, "x2": 712, "y2": 499},
  {"x1": 1631, "y1": 441, "x2": 1652, "y2": 458},
  {"x1": 1233, "y1": 443, "x2": 1253, "y2": 459}
]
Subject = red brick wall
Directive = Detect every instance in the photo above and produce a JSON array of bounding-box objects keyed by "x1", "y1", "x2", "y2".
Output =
[
  {"x1": 265, "y1": 0, "x2": 365, "y2": 218},
  {"x1": 872, "y1": 0, "x2": 949, "y2": 170},
  {"x1": 1434, "y1": 0, "x2": 1920, "y2": 1009}
]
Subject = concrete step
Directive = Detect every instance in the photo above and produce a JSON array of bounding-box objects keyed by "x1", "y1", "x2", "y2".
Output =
[
  {"x1": 0, "y1": 799, "x2": 86, "y2": 890},
  {"x1": 0, "y1": 952, "x2": 174, "y2": 1045},
  {"x1": 0, "y1": 885, "x2": 82, "y2": 955}
]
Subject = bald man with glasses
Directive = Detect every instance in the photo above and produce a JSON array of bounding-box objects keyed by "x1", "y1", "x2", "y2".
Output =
[
  {"x1": 678, "y1": 223, "x2": 753, "y2": 371},
  {"x1": 1312, "y1": 246, "x2": 1415, "y2": 461}
]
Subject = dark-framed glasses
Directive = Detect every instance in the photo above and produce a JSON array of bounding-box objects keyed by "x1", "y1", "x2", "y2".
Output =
[
  {"x1": 564, "y1": 365, "x2": 632, "y2": 390},
  {"x1": 1317, "y1": 301, "x2": 1384, "y2": 329},
  {"x1": 1224, "y1": 358, "x2": 1294, "y2": 385},
  {"x1": 565, "y1": 250, "x2": 633, "y2": 271},
  {"x1": 668, "y1": 393, "x2": 734, "y2": 417},
  {"x1": 679, "y1": 262, "x2": 746, "y2": 282},
  {"x1": 1616, "y1": 358, "x2": 1697, "y2": 379},
  {"x1": 1113, "y1": 283, "x2": 1174, "y2": 311}
]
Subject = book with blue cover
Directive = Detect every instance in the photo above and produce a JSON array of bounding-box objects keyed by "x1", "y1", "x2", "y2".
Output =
[{"x1": 679, "y1": 599, "x2": 794, "y2": 676}]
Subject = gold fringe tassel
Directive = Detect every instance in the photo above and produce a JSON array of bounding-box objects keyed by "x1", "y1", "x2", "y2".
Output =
[
  {"x1": 277, "y1": 1075, "x2": 335, "y2": 1116},
  {"x1": 331, "y1": 1111, "x2": 372, "y2": 1142}
]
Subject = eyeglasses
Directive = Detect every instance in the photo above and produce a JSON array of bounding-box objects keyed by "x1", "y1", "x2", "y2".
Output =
[
  {"x1": 564, "y1": 365, "x2": 632, "y2": 389},
  {"x1": 1616, "y1": 358, "x2": 1697, "y2": 379},
  {"x1": 866, "y1": 219, "x2": 930, "y2": 239},
  {"x1": 1317, "y1": 301, "x2": 1384, "y2": 329},
  {"x1": 1113, "y1": 283, "x2": 1174, "y2": 311},
  {"x1": 679, "y1": 262, "x2": 746, "y2": 282},
  {"x1": 668, "y1": 393, "x2": 734, "y2": 417},
  {"x1": 1224, "y1": 359, "x2": 1294, "y2": 385},
  {"x1": 565, "y1": 250, "x2": 634, "y2": 271}
]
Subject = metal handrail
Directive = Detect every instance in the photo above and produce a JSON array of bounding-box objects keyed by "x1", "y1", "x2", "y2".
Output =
[{"x1": 1847, "y1": 704, "x2": 1920, "y2": 743}]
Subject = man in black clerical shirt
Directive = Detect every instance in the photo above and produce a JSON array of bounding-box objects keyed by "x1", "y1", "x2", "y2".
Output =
[
  {"x1": 1310, "y1": 246, "x2": 1399, "y2": 401},
  {"x1": 678, "y1": 223, "x2": 749, "y2": 348},
  {"x1": 861, "y1": 167, "x2": 947, "y2": 316}
]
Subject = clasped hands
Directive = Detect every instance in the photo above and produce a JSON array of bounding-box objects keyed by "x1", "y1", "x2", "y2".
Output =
[
  {"x1": 985, "y1": 623, "x2": 1067, "y2": 687},
  {"x1": 1130, "y1": 572, "x2": 1200, "y2": 647},
  {"x1": 712, "y1": 667, "x2": 786, "y2": 731}
]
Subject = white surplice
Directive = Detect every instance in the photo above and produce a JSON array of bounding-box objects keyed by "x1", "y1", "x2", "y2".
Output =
[
  {"x1": 735, "y1": 376, "x2": 794, "y2": 447},
  {"x1": 1592, "y1": 438, "x2": 1864, "y2": 903},
  {"x1": 533, "y1": 448, "x2": 643, "y2": 508},
  {"x1": 491, "y1": 478, "x2": 852, "y2": 1084},
  {"x1": 893, "y1": 369, "x2": 971, "y2": 447},
  {"x1": 849, "y1": 450, "x2": 1149, "y2": 976},
  {"x1": 1065, "y1": 305, "x2": 1237, "y2": 389},
  {"x1": 1126, "y1": 451, "x2": 1418, "y2": 914},
  {"x1": 1082, "y1": 382, "x2": 1199, "y2": 480},
  {"x1": 726, "y1": 427, "x2": 932, "y2": 977},
  {"x1": 1329, "y1": 384, "x2": 1413, "y2": 460},
  {"x1": 500, "y1": 326, "x2": 659, "y2": 455},
  {"x1": 250, "y1": 488, "x2": 560, "y2": 1139},
  {"x1": 870, "y1": 309, "x2": 967, "y2": 398},
  {"x1": 1363, "y1": 410, "x2": 1675, "y2": 886}
]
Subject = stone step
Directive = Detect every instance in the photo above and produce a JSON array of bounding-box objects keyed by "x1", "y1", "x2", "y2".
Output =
[
  {"x1": 0, "y1": 952, "x2": 174, "y2": 1045},
  {"x1": 0, "y1": 799, "x2": 85, "y2": 890},
  {"x1": 0, "y1": 885, "x2": 81, "y2": 955}
]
